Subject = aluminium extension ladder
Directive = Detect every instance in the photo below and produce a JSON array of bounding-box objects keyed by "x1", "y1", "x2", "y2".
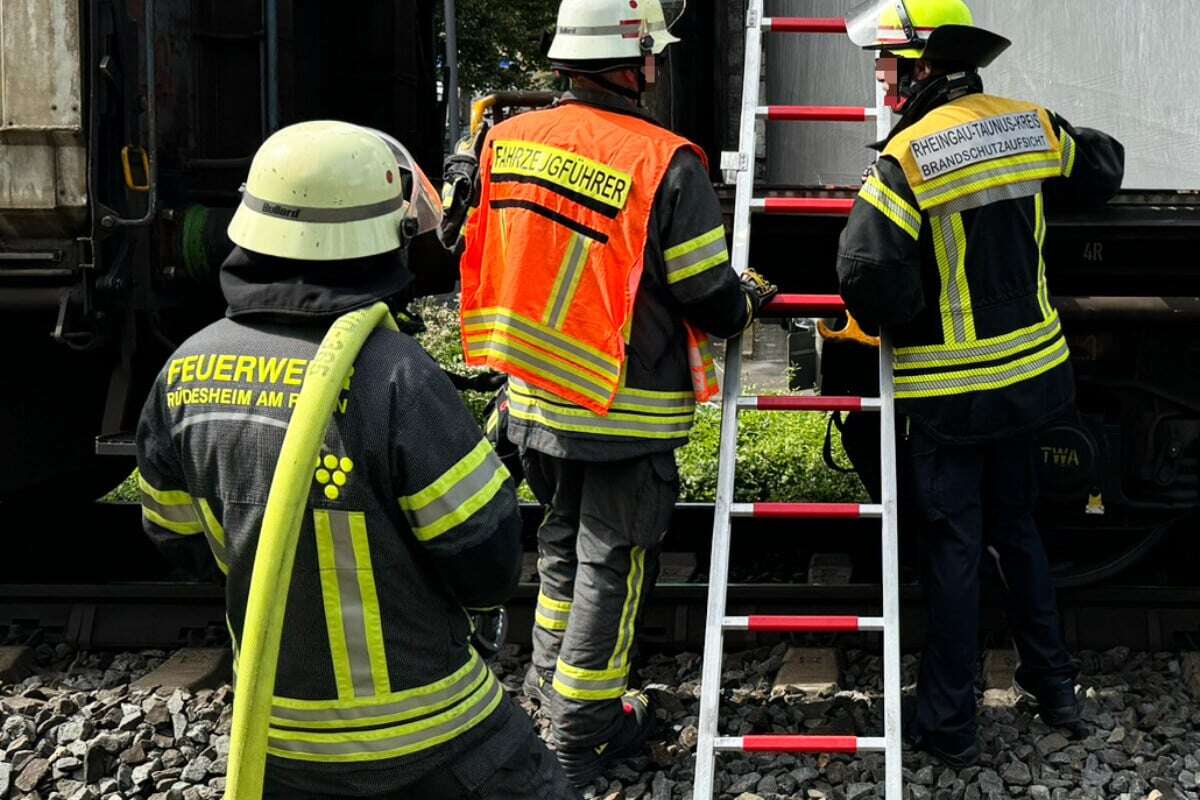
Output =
[{"x1": 695, "y1": 2, "x2": 902, "y2": 798}]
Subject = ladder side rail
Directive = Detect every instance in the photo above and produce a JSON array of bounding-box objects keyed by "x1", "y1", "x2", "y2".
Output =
[
  {"x1": 694, "y1": 0, "x2": 764, "y2": 795},
  {"x1": 874, "y1": 87, "x2": 904, "y2": 799}
]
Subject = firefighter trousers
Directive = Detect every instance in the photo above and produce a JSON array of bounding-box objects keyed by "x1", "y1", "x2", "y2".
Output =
[
  {"x1": 907, "y1": 428, "x2": 1076, "y2": 752},
  {"x1": 522, "y1": 449, "x2": 680, "y2": 747}
]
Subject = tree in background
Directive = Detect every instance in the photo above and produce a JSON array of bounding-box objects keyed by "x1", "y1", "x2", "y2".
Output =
[{"x1": 438, "y1": 0, "x2": 559, "y2": 96}]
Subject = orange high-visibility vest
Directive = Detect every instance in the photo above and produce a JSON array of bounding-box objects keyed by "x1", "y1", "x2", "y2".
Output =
[{"x1": 460, "y1": 102, "x2": 714, "y2": 415}]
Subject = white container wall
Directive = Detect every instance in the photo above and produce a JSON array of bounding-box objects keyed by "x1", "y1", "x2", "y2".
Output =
[{"x1": 765, "y1": 0, "x2": 1200, "y2": 190}]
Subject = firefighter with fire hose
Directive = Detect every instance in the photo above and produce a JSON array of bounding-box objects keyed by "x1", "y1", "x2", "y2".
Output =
[
  {"x1": 136, "y1": 121, "x2": 573, "y2": 799},
  {"x1": 836, "y1": 0, "x2": 1125, "y2": 767}
]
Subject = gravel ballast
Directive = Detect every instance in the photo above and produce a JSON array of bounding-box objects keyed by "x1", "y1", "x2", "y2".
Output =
[{"x1": 1, "y1": 645, "x2": 1197, "y2": 799}]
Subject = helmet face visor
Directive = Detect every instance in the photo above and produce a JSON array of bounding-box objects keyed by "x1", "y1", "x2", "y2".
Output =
[
  {"x1": 363, "y1": 128, "x2": 444, "y2": 238},
  {"x1": 847, "y1": 0, "x2": 924, "y2": 52}
]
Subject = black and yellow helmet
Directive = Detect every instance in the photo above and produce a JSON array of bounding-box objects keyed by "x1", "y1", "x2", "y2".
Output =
[{"x1": 847, "y1": 0, "x2": 1010, "y2": 68}]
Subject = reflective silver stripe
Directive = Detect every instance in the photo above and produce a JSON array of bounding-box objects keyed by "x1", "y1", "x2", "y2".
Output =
[
  {"x1": 171, "y1": 411, "x2": 290, "y2": 436},
  {"x1": 928, "y1": 179, "x2": 1043, "y2": 217},
  {"x1": 665, "y1": 237, "x2": 729, "y2": 282},
  {"x1": 932, "y1": 214, "x2": 970, "y2": 344},
  {"x1": 609, "y1": 546, "x2": 645, "y2": 670},
  {"x1": 465, "y1": 311, "x2": 619, "y2": 379},
  {"x1": 915, "y1": 154, "x2": 1061, "y2": 207},
  {"x1": 139, "y1": 492, "x2": 201, "y2": 526},
  {"x1": 896, "y1": 336, "x2": 1069, "y2": 396},
  {"x1": 544, "y1": 233, "x2": 591, "y2": 329},
  {"x1": 895, "y1": 315, "x2": 1062, "y2": 370},
  {"x1": 241, "y1": 190, "x2": 404, "y2": 224},
  {"x1": 401, "y1": 452, "x2": 506, "y2": 533},
  {"x1": 558, "y1": 20, "x2": 665, "y2": 36},
  {"x1": 507, "y1": 392, "x2": 693, "y2": 437},
  {"x1": 326, "y1": 511, "x2": 376, "y2": 698},
  {"x1": 465, "y1": 338, "x2": 614, "y2": 401},
  {"x1": 510, "y1": 377, "x2": 693, "y2": 413},
  {"x1": 268, "y1": 673, "x2": 502, "y2": 757},
  {"x1": 271, "y1": 654, "x2": 488, "y2": 724}
]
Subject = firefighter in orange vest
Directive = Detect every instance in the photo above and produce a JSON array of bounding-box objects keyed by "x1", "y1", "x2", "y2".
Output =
[{"x1": 458, "y1": 0, "x2": 777, "y2": 785}]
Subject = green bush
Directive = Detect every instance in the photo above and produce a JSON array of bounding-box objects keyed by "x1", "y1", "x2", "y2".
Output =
[
  {"x1": 677, "y1": 405, "x2": 866, "y2": 503},
  {"x1": 104, "y1": 470, "x2": 140, "y2": 503},
  {"x1": 412, "y1": 297, "x2": 493, "y2": 424}
]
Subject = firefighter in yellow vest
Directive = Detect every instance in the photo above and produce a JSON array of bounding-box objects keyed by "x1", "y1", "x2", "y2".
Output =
[
  {"x1": 459, "y1": 0, "x2": 777, "y2": 785},
  {"x1": 136, "y1": 122, "x2": 575, "y2": 799},
  {"x1": 837, "y1": 0, "x2": 1124, "y2": 767}
]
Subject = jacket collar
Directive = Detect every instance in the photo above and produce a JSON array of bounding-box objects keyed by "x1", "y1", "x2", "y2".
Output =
[
  {"x1": 871, "y1": 72, "x2": 985, "y2": 151},
  {"x1": 220, "y1": 246, "x2": 413, "y2": 323},
  {"x1": 560, "y1": 86, "x2": 657, "y2": 124}
]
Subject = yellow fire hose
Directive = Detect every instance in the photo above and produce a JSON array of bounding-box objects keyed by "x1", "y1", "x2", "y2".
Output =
[{"x1": 225, "y1": 302, "x2": 399, "y2": 800}]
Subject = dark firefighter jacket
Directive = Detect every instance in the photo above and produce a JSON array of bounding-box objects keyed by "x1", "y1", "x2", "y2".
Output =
[
  {"x1": 837, "y1": 84, "x2": 1124, "y2": 443},
  {"x1": 135, "y1": 248, "x2": 528, "y2": 794},
  {"x1": 481, "y1": 88, "x2": 752, "y2": 462}
]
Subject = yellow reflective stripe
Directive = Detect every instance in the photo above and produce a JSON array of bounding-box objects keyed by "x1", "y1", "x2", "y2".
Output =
[
  {"x1": 314, "y1": 510, "x2": 355, "y2": 700},
  {"x1": 543, "y1": 233, "x2": 593, "y2": 329},
  {"x1": 915, "y1": 150, "x2": 1062, "y2": 194},
  {"x1": 553, "y1": 658, "x2": 630, "y2": 701},
  {"x1": 1034, "y1": 193, "x2": 1053, "y2": 319},
  {"x1": 609, "y1": 546, "x2": 645, "y2": 670},
  {"x1": 466, "y1": 341, "x2": 613, "y2": 408},
  {"x1": 1061, "y1": 131, "x2": 1077, "y2": 177},
  {"x1": 491, "y1": 139, "x2": 632, "y2": 210},
  {"x1": 510, "y1": 377, "x2": 694, "y2": 415},
  {"x1": 860, "y1": 176, "x2": 921, "y2": 240},
  {"x1": 270, "y1": 653, "x2": 489, "y2": 729},
  {"x1": 142, "y1": 506, "x2": 203, "y2": 535},
  {"x1": 664, "y1": 225, "x2": 725, "y2": 261},
  {"x1": 195, "y1": 499, "x2": 229, "y2": 574},
  {"x1": 464, "y1": 308, "x2": 620, "y2": 374},
  {"x1": 507, "y1": 392, "x2": 694, "y2": 440},
  {"x1": 533, "y1": 585, "x2": 567, "y2": 632},
  {"x1": 895, "y1": 336, "x2": 1070, "y2": 399},
  {"x1": 272, "y1": 650, "x2": 484, "y2": 712},
  {"x1": 267, "y1": 671, "x2": 503, "y2": 762},
  {"x1": 398, "y1": 439, "x2": 510, "y2": 542},
  {"x1": 931, "y1": 213, "x2": 975, "y2": 345},
  {"x1": 348, "y1": 513, "x2": 391, "y2": 696},
  {"x1": 137, "y1": 474, "x2": 192, "y2": 506},
  {"x1": 664, "y1": 226, "x2": 730, "y2": 284},
  {"x1": 895, "y1": 313, "x2": 1061, "y2": 370},
  {"x1": 537, "y1": 591, "x2": 572, "y2": 612}
]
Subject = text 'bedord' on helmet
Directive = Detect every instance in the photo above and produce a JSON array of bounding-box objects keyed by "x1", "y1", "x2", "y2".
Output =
[
  {"x1": 548, "y1": 0, "x2": 682, "y2": 68},
  {"x1": 227, "y1": 120, "x2": 443, "y2": 262}
]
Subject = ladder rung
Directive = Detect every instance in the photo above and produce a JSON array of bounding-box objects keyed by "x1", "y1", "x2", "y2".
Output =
[
  {"x1": 762, "y1": 17, "x2": 848, "y2": 34},
  {"x1": 758, "y1": 105, "x2": 876, "y2": 122},
  {"x1": 738, "y1": 396, "x2": 881, "y2": 412},
  {"x1": 762, "y1": 294, "x2": 846, "y2": 316},
  {"x1": 730, "y1": 503, "x2": 883, "y2": 519},
  {"x1": 724, "y1": 615, "x2": 884, "y2": 633},
  {"x1": 751, "y1": 197, "x2": 856, "y2": 216},
  {"x1": 715, "y1": 735, "x2": 886, "y2": 753}
]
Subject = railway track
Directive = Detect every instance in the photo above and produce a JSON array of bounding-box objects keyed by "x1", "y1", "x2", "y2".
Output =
[
  {"x1": 2, "y1": 502, "x2": 1195, "y2": 652},
  {"x1": 2, "y1": 580, "x2": 1196, "y2": 653}
]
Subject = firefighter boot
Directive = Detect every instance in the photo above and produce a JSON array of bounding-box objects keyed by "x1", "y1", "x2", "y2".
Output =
[
  {"x1": 556, "y1": 691, "x2": 656, "y2": 787},
  {"x1": 1014, "y1": 675, "x2": 1087, "y2": 737},
  {"x1": 523, "y1": 664, "x2": 556, "y2": 707}
]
